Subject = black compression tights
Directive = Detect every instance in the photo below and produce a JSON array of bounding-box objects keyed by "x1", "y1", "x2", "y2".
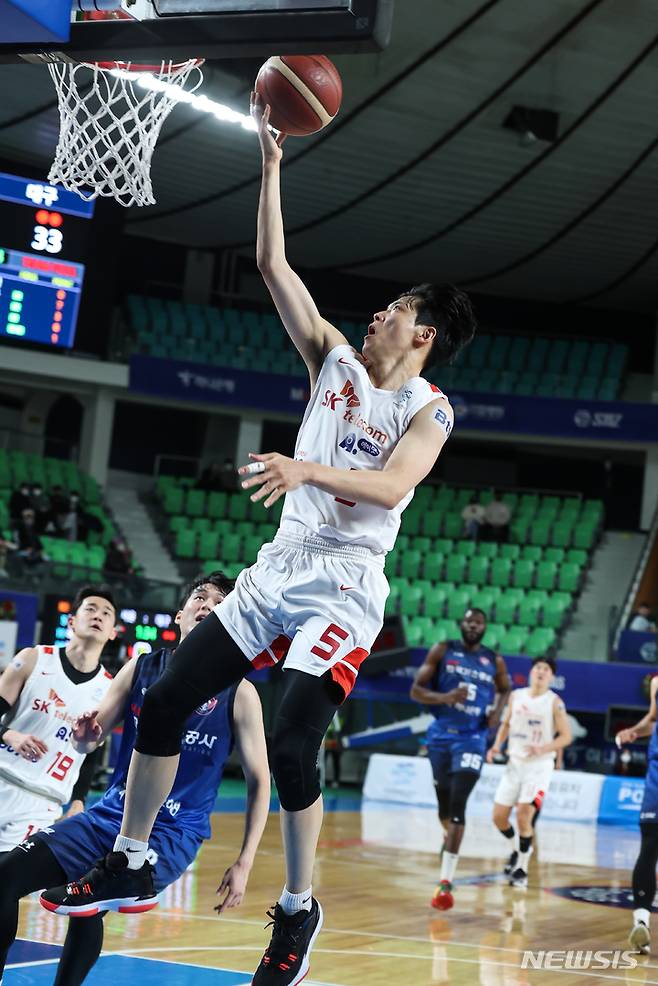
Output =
[
  {"x1": 0, "y1": 841, "x2": 105, "y2": 985},
  {"x1": 633, "y1": 823, "x2": 658, "y2": 909}
]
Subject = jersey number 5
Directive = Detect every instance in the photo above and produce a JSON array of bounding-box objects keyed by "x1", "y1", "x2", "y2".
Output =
[{"x1": 311, "y1": 624, "x2": 348, "y2": 660}]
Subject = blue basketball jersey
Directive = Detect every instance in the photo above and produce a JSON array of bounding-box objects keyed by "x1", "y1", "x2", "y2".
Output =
[
  {"x1": 104, "y1": 648, "x2": 237, "y2": 840},
  {"x1": 641, "y1": 722, "x2": 658, "y2": 823},
  {"x1": 426, "y1": 640, "x2": 497, "y2": 741}
]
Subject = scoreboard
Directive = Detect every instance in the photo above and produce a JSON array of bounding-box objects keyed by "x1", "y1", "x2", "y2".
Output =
[{"x1": 0, "y1": 171, "x2": 94, "y2": 349}]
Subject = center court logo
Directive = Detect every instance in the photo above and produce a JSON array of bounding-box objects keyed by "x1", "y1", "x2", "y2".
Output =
[{"x1": 521, "y1": 949, "x2": 636, "y2": 970}]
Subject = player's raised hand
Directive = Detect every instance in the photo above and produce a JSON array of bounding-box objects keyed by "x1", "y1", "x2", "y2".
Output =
[
  {"x1": 214, "y1": 858, "x2": 251, "y2": 914},
  {"x1": 4, "y1": 729, "x2": 48, "y2": 761},
  {"x1": 71, "y1": 710, "x2": 102, "y2": 753},
  {"x1": 240, "y1": 452, "x2": 306, "y2": 508},
  {"x1": 616, "y1": 728, "x2": 638, "y2": 747},
  {"x1": 250, "y1": 91, "x2": 286, "y2": 162}
]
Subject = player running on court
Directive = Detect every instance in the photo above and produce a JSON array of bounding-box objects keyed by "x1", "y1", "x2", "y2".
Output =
[
  {"x1": 61, "y1": 93, "x2": 477, "y2": 986},
  {"x1": 411, "y1": 608, "x2": 510, "y2": 910},
  {"x1": 0, "y1": 585, "x2": 115, "y2": 852},
  {"x1": 616, "y1": 673, "x2": 658, "y2": 954},
  {"x1": 488, "y1": 656, "x2": 571, "y2": 889},
  {"x1": 0, "y1": 572, "x2": 269, "y2": 986}
]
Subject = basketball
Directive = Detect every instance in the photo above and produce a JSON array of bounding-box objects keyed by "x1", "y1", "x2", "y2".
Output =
[{"x1": 255, "y1": 54, "x2": 342, "y2": 136}]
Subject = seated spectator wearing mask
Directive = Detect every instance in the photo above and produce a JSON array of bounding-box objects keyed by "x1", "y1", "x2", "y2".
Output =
[{"x1": 629, "y1": 604, "x2": 656, "y2": 633}]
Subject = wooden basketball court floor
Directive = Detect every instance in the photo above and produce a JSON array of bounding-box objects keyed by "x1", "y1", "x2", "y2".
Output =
[{"x1": 6, "y1": 795, "x2": 657, "y2": 985}]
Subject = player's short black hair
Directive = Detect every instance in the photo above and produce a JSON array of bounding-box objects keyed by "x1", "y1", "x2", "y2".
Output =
[
  {"x1": 402, "y1": 283, "x2": 477, "y2": 369},
  {"x1": 463, "y1": 607, "x2": 487, "y2": 623},
  {"x1": 531, "y1": 655, "x2": 557, "y2": 674},
  {"x1": 179, "y1": 570, "x2": 235, "y2": 610},
  {"x1": 72, "y1": 584, "x2": 116, "y2": 615}
]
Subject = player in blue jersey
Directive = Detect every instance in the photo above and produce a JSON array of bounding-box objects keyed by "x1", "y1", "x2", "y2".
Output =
[
  {"x1": 411, "y1": 607, "x2": 510, "y2": 910},
  {"x1": 617, "y1": 673, "x2": 658, "y2": 955},
  {"x1": 0, "y1": 571, "x2": 270, "y2": 986}
]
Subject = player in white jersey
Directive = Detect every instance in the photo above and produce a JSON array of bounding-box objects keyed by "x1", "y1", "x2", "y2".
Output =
[
  {"x1": 68, "y1": 93, "x2": 477, "y2": 986},
  {"x1": 0, "y1": 585, "x2": 115, "y2": 851},
  {"x1": 487, "y1": 657, "x2": 571, "y2": 888}
]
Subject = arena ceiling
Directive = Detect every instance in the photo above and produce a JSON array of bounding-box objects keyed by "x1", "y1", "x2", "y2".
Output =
[{"x1": 1, "y1": 0, "x2": 657, "y2": 312}]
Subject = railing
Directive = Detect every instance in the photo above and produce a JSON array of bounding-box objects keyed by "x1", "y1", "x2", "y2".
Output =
[{"x1": 614, "y1": 503, "x2": 658, "y2": 650}]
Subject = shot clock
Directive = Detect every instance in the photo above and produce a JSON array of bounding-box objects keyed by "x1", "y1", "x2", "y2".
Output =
[{"x1": 0, "y1": 171, "x2": 94, "y2": 349}]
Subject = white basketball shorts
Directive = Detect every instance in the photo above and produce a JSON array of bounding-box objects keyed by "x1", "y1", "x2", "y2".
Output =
[
  {"x1": 214, "y1": 530, "x2": 389, "y2": 700},
  {"x1": 494, "y1": 757, "x2": 555, "y2": 808},
  {"x1": 0, "y1": 775, "x2": 62, "y2": 852}
]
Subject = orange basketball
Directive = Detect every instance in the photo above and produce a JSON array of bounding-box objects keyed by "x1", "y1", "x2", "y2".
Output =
[{"x1": 255, "y1": 55, "x2": 342, "y2": 137}]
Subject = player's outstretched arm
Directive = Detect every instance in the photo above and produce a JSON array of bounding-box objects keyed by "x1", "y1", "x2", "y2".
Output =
[
  {"x1": 215, "y1": 680, "x2": 270, "y2": 914},
  {"x1": 241, "y1": 395, "x2": 454, "y2": 511},
  {"x1": 71, "y1": 659, "x2": 136, "y2": 755},
  {"x1": 617, "y1": 677, "x2": 658, "y2": 746},
  {"x1": 251, "y1": 93, "x2": 347, "y2": 386},
  {"x1": 487, "y1": 655, "x2": 511, "y2": 729},
  {"x1": 0, "y1": 647, "x2": 49, "y2": 760}
]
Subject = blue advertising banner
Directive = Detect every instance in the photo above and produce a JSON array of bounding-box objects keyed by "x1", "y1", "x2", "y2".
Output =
[
  {"x1": 130, "y1": 354, "x2": 658, "y2": 442},
  {"x1": 129, "y1": 355, "x2": 309, "y2": 415},
  {"x1": 616, "y1": 629, "x2": 657, "y2": 664},
  {"x1": 598, "y1": 775, "x2": 645, "y2": 825},
  {"x1": 0, "y1": 589, "x2": 38, "y2": 650},
  {"x1": 352, "y1": 650, "x2": 656, "y2": 715}
]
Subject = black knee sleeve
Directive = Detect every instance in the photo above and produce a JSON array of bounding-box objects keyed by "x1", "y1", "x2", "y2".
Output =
[
  {"x1": 435, "y1": 784, "x2": 452, "y2": 822},
  {"x1": 271, "y1": 715, "x2": 324, "y2": 811},
  {"x1": 135, "y1": 614, "x2": 252, "y2": 757},
  {"x1": 448, "y1": 771, "x2": 479, "y2": 825},
  {"x1": 633, "y1": 823, "x2": 658, "y2": 909}
]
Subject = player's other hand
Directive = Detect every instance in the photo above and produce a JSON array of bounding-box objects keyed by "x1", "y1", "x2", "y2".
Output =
[
  {"x1": 250, "y1": 91, "x2": 286, "y2": 162},
  {"x1": 4, "y1": 730, "x2": 48, "y2": 761},
  {"x1": 525, "y1": 744, "x2": 547, "y2": 758},
  {"x1": 616, "y1": 728, "x2": 638, "y2": 747},
  {"x1": 240, "y1": 452, "x2": 307, "y2": 508},
  {"x1": 214, "y1": 858, "x2": 251, "y2": 914},
  {"x1": 444, "y1": 684, "x2": 470, "y2": 706},
  {"x1": 486, "y1": 746, "x2": 500, "y2": 764},
  {"x1": 63, "y1": 799, "x2": 85, "y2": 819},
  {"x1": 72, "y1": 710, "x2": 102, "y2": 753}
]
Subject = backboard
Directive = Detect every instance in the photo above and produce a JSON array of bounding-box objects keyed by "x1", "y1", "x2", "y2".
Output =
[{"x1": 0, "y1": 0, "x2": 394, "y2": 64}]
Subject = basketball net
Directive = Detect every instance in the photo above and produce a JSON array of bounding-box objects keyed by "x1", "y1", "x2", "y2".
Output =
[{"x1": 47, "y1": 57, "x2": 203, "y2": 207}]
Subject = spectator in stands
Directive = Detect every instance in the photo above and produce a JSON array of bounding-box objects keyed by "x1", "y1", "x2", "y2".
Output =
[
  {"x1": 462, "y1": 496, "x2": 486, "y2": 541},
  {"x1": 196, "y1": 460, "x2": 224, "y2": 492},
  {"x1": 104, "y1": 537, "x2": 135, "y2": 578},
  {"x1": 483, "y1": 493, "x2": 511, "y2": 543},
  {"x1": 60, "y1": 491, "x2": 87, "y2": 542},
  {"x1": 629, "y1": 603, "x2": 656, "y2": 633},
  {"x1": 13, "y1": 509, "x2": 47, "y2": 567},
  {"x1": 48, "y1": 485, "x2": 70, "y2": 534},
  {"x1": 220, "y1": 457, "x2": 238, "y2": 493},
  {"x1": 8, "y1": 483, "x2": 31, "y2": 523},
  {"x1": 30, "y1": 484, "x2": 51, "y2": 534}
]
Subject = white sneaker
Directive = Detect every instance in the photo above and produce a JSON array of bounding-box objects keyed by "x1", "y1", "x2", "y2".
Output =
[
  {"x1": 509, "y1": 868, "x2": 528, "y2": 889},
  {"x1": 629, "y1": 921, "x2": 650, "y2": 955}
]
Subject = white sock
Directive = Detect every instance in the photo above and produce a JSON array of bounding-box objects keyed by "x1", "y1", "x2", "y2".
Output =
[
  {"x1": 634, "y1": 908, "x2": 650, "y2": 927},
  {"x1": 113, "y1": 835, "x2": 149, "y2": 870},
  {"x1": 279, "y1": 886, "x2": 312, "y2": 915},
  {"x1": 440, "y1": 851, "x2": 458, "y2": 884}
]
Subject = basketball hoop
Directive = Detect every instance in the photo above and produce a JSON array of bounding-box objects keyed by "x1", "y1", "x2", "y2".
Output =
[{"x1": 47, "y1": 57, "x2": 204, "y2": 207}]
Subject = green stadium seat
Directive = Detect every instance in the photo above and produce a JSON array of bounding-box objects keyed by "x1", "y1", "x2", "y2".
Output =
[
  {"x1": 415, "y1": 617, "x2": 436, "y2": 647},
  {"x1": 499, "y1": 543, "x2": 520, "y2": 560},
  {"x1": 163, "y1": 487, "x2": 184, "y2": 514},
  {"x1": 510, "y1": 519, "x2": 529, "y2": 543},
  {"x1": 422, "y1": 584, "x2": 448, "y2": 619},
  {"x1": 483, "y1": 624, "x2": 504, "y2": 649},
  {"x1": 536, "y1": 561, "x2": 557, "y2": 591},
  {"x1": 519, "y1": 596, "x2": 541, "y2": 628},
  {"x1": 521, "y1": 545, "x2": 543, "y2": 562},
  {"x1": 573, "y1": 525, "x2": 596, "y2": 550},
  {"x1": 214, "y1": 519, "x2": 233, "y2": 536},
  {"x1": 198, "y1": 530, "x2": 220, "y2": 561},
  {"x1": 500, "y1": 626, "x2": 529, "y2": 654},
  {"x1": 551, "y1": 522, "x2": 573, "y2": 548},
  {"x1": 446, "y1": 555, "x2": 466, "y2": 583},
  {"x1": 228, "y1": 496, "x2": 249, "y2": 522},
  {"x1": 526, "y1": 628, "x2": 556, "y2": 658},
  {"x1": 530, "y1": 521, "x2": 551, "y2": 546},
  {"x1": 242, "y1": 534, "x2": 263, "y2": 564},
  {"x1": 403, "y1": 619, "x2": 423, "y2": 648},
  {"x1": 421, "y1": 554, "x2": 444, "y2": 582},
  {"x1": 191, "y1": 517, "x2": 211, "y2": 534},
  {"x1": 467, "y1": 556, "x2": 489, "y2": 584},
  {"x1": 477, "y1": 542, "x2": 498, "y2": 559},
  {"x1": 419, "y1": 510, "x2": 441, "y2": 538},
  {"x1": 401, "y1": 549, "x2": 422, "y2": 579},
  {"x1": 175, "y1": 529, "x2": 196, "y2": 558},
  {"x1": 447, "y1": 589, "x2": 470, "y2": 621},
  {"x1": 414, "y1": 487, "x2": 434, "y2": 508},
  {"x1": 434, "y1": 538, "x2": 454, "y2": 555},
  {"x1": 542, "y1": 595, "x2": 568, "y2": 629},
  {"x1": 490, "y1": 558, "x2": 512, "y2": 588},
  {"x1": 544, "y1": 547, "x2": 565, "y2": 564},
  {"x1": 219, "y1": 533, "x2": 242, "y2": 563},
  {"x1": 443, "y1": 513, "x2": 463, "y2": 539},
  {"x1": 566, "y1": 549, "x2": 587, "y2": 566},
  {"x1": 168, "y1": 515, "x2": 186, "y2": 535},
  {"x1": 207, "y1": 492, "x2": 227, "y2": 519},
  {"x1": 495, "y1": 595, "x2": 517, "y2": 624},
  {"x1": 455, "y1": 540, "x2": 476, "y2": 558},
  {"x1": 235, "y1": 521, "x2": 255, "y2": 538},
  {"x1": 471, "y1": 589, "x2": 496, "y2": 616},
  {"x1": 408, "y1": 535, "x2": 431, "y2": 554},
  {"x1": 558, "y1": 563, "x2": 581, "y2": 593},
  {"x1": 400, "y1": 585, "x2": 423, "y2": 617},
  {"x1": 512, "y1": 560, "x2": 534, "y2": 589},
  {"x1": 384, "y1": 550, "x2": 399, "y2": 577},
  {"x1": 402, "y1": 511, "x2": 422, "y2": 536}
]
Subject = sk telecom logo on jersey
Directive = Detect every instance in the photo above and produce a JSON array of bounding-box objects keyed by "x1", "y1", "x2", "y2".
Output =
[
  {"x1": 322, "y1": 378, "x2": 361, "y2": 411},
  {"x1": 48, "y1": 689, "x2": 66, "y2": 708}
]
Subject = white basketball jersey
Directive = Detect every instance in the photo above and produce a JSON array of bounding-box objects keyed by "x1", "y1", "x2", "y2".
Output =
[
  {"x1": 507, "y1": 687, "x2": 557, "y2": 763},
  {"x1": 0, "y1": 645, "x2": 112, "y2": 804},
  {"x1": 281, "y1": 345, "x2": 450, "y2": 553}
]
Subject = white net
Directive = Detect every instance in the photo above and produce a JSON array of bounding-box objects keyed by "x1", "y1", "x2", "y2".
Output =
[{"x1": 47, "y1": 59, "x2": 203, "y2": 208}]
